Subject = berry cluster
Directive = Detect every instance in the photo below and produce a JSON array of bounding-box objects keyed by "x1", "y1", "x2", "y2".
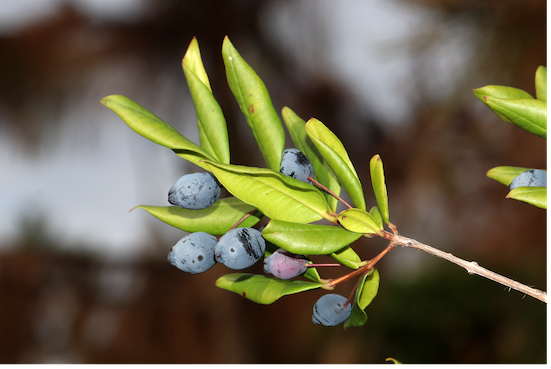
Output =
[
  {"x1": 166, "y1": 149, "x2": 352, "y2": 326},
  {"x1": 103, "y1": 37, "x2": 384, "y2": 330}
]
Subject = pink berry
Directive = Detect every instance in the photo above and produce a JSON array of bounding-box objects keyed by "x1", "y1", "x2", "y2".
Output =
[{"x1": 263, "y1": 248, "x2": 308, "y2": 280}]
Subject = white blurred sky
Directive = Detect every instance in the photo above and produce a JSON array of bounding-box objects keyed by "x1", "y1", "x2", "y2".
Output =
[{"x1": 0, "y1": 0, "x2": 468, "y2": 260}]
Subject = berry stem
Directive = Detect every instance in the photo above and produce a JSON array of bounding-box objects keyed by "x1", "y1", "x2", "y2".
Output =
[
  {"x1": 308, "y1": 176, "x2": 352, "y2": 209},
  {"x1": 305, "y1": 263, "x2": 342, "y2": 268},
  {"x1": 229, "y1": 209, "x2": 259, "y2": 231}
]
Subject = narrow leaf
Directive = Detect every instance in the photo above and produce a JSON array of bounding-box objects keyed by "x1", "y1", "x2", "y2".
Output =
[
  {"x1": 368, "y1": 206, "x2": 384, "y2": 230},
  {"x1": 100, "y1": 95, "x2": 214, "y2": 170},
  {"x1": 338, "y1": 208, "x2": 383, "y2": 236},
  {"x1": 222, "y1": 36, "x2": 285, "y2": 171},
  {"x1": 181, "y1": 37, "x2": 210, "y2": 89},
  {"x1": 370, "y1": 154, "x2": 390, "y2": 224},
  {"x1": 331, "y1": 246, "x2": 362, "y2": 269},
  {"x1": 535, "y1": 66, "x2": 547, "y2": 102},
  {"x1": 133, "y1": 197, "x2": 261, "y2": 235},
  {"x1": 506, "y1": 187, "x2": 547, "y2": 209},
  {"x1": 487, "y1": 166, "x2": 532, "y2": 186},
  {"x1": 483, "y1": 97, "x2": 546, "y2": 139},
  {"x1": 262, "y1": 219, "x2": 362, "y2": 255},
  {"x1": 306, "y1": 118, "x2": 366, "y2": 210},
  {"x1": 205, "y1": 161, "x2": 335, "y2": 224},
  {"x1": 344, "y1": 268, "x2": 380, "y2": 328},
  {"x1": 215, "y1": 273, "x2": 322, "y2": 305},
  {"x1": 473, "y1": 85, "x2": 535, "y2": 123},
  {"x1": 282, "y1": 107, "x2": 341, "y2": 211},
  {"x1": 473, "y1": 85, "x2": 534, "y2": 103},
  {"x1": 182, "y1": 38, "x2": 230, "y2": 164},
  {"x1": 385, "y1": 358, "x2": 403, "y2": 365}
]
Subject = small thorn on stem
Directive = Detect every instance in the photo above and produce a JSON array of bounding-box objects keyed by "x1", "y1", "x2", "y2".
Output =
[{"x1": 308, "y1": 176, "x2": 352, "y2": 209}]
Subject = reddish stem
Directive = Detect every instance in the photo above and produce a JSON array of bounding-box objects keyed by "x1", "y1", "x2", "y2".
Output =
[
  {"x1": 228, "y1": 209, "x2": 258, "y2": 231},
  {"x1": 304, "y1": 263, "x2": 342, "y2": 268},
  {"x1": 327, "y1": 241, "x2": 396, "y2": 288},
  {"x1": 308, "y1": 176, "x2": 352, "y2": 209}
]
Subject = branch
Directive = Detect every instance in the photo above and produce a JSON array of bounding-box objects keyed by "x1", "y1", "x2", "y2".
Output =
[{"x1": 382, "y1": 231, "x2": 547, "y2": 303}]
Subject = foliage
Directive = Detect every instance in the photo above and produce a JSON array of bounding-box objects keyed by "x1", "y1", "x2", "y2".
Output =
[
  {"x1": 473, "y1": 66, "x2": 547, "y2": 209},
  {"x1": 101, "y1": 36, "x2": 388, "y2": 328},
  {"x1": 102, "y1": 36, "x2": 547, "y2": 335}
]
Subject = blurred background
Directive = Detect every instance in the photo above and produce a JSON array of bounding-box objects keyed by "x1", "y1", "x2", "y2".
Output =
[{"x1": 0, "y1": 0, "x2": 546, "y2": 364}]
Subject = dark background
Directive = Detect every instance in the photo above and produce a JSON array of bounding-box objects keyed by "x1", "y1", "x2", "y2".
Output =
[{"x1": 0, "y1": 0, "x2": 546, "y2": 364}]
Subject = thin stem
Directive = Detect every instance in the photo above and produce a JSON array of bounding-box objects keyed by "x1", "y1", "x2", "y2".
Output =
[
  {"x1": 344, "y1": 272, "x2": 365, "y2": 308},
  {"x1": 228, "y1": 209, "x2": 258, "y2": 231},
  {"x1": 305, "y1": 263, "x2": 342, "y2": 268},
  {"x1": 308, "y1": 176, "x2": 352, "y2": 209},
  {"x1": 383, "y1": 231, "x2": 547, "y2": 303}
]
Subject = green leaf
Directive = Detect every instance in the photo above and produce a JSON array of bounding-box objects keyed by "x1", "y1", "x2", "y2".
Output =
[
  {"x1": 370, "y1": 154, "x2": 389, "y2": 224},
  {"x1": 133, "y1": 197, "x2": 261, "y2": 235},
  {"x1": 215, "y1": 273, "x2": 322, "y2": 304},
  {"x1": 385, "y1": 358, "x2": 403, "y2": 365},
  {"x1": 222, "y1": 36, "x2": 285, "y2": 171},
  {"x1": 262, "y1": 219, "x2": 362, "y2": 255},
  {"x1": 535, "y1": 66, "x2": 547, "y2": 102},
  {"x1": 338, "y1": 208, "x2": 383, "y2": 236},
  {"x1": 182, "y1": 37, "x2": 230, "y2": 164},
  {"x1": 344, "y1": 268, "x2": 380, "y2": 328},
  {"x1": 305, "y1": 118, "x2": 366, "y2": 210},
  {"x1": 100, "y1": 95, "x2": 214, "y2": 170},
  {"x1": 331, "y1": 245, "x2": 362, "y2": 269},
  {"x1": 368, "y1": 206, "x2": 384, "y2": 230},
  {"x1": 487, "y1": 166, "x2": 533, "y2": 186},
  {"x1": 473, "y1": 85, "x2": 534, "y2": 103},
  {"x1": 507, "y1": 187, "x2": 547, "y2": 209},
  {"x1": 483, "y1": 97, "x2": 546, "y2": 139},
  {"x1": 473, "y1": 85, "x2": 535, "y2": 123},
  {"x1": 282, "y1": 107, "x2": 341, "y2": 212},
  {"x1": 205, "y1": 161, "x2": 336, "y2": 224}
]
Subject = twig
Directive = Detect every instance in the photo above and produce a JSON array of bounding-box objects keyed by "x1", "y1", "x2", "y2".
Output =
[{"x1": 382, "y1": 231, "x2": 547, "y2": 303}]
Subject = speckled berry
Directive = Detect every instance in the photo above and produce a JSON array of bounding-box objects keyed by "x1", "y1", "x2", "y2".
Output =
[
  {"x1": 280, "y1": 148, "x2": 314, "y2": 184},
  {"x1": 167, "y1": 232, "x2": 218, "y2": 274},
  {"x1": 509, "y1": 169, "x2": 547, "y2": 190},
  {"x1": 215, "y1": 228, "x2": 266, "y2": 270},
  {"x1": 168, "y1": 172, "x2": 220, "y2": 210},
  {"x1": 312, "y1": 294, "x2": 352, "y2": 326}
]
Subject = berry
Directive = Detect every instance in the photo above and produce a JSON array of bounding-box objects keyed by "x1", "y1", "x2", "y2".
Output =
[
  {"x1": 280, "y1": 148, "x2": 314, "y2": 184},
  {"x1": 264, "y1": 248, "x2": 308, "y2": 280},
  {"x1": 168, "y1": 172, "x2": 220, "y2": 210},
  {"x1": 509, "y1": 169, "x2": 547, "y2": 190},
  {"x1": 215, "y1": 227, "x2": 266, "y2": 270},
  {"x1": 167, "y1": 232, "x2": 218, "y2": 274},
  {"x1": 312, "y1": 294, "x2": 353, "y2": 326}
]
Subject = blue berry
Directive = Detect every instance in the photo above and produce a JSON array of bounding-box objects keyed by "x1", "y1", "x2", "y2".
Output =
[
  {"x1": 280, "y1": 148, "x2": 314, "y2": 184},
  {"x1": 264, "y1": 248, "x2": 308, "y2": 280},
  {"x1": 167, "y1": 232, "x2": 218, "y2": 274},
  {"x1": 215, "y1": 228, "x2": 266, "y2": 270},
  {"x1": 168, "y1": 172, "x2": 220, "y2": 210},
  {"x1": 509, "y1": 169, "x2": 547, "y2": 190},
  {"x1": 312, "y1": 294, "x2": 353, "y2": 326}
]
